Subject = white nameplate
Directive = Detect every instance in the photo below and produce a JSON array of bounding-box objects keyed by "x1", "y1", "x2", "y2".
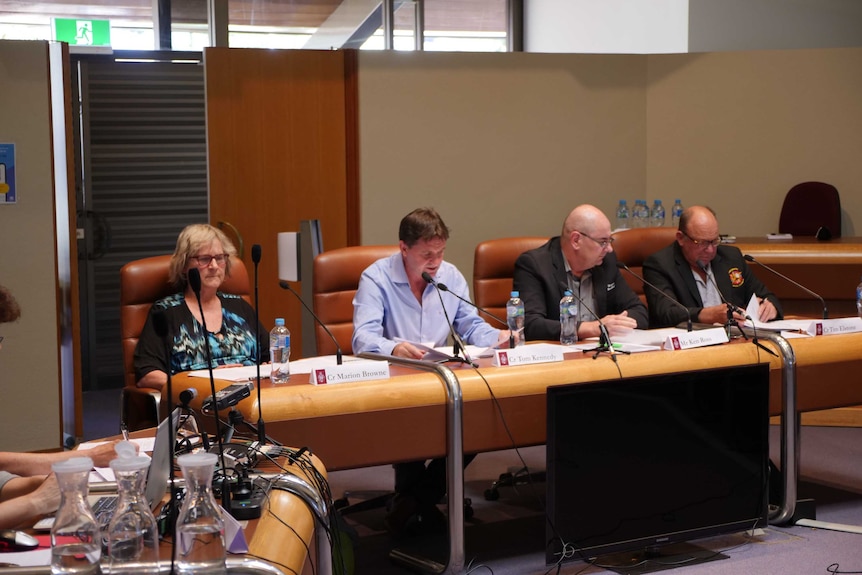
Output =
[
  {"x1": 492, "y1": 345, "x2": 565, "y2": 367},
  {"x1": 309, "y1": 360, "x2": 391, "y2": 385},
  {"x1": 663, "y1": 327, "x2": 729, "y2": 350},
  {"x1": 805, "y1": 317, "x2": 862, "y2": 336}
]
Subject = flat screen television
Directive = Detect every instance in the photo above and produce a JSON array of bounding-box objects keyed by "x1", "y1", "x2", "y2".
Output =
[{"x1": 546, "y1": 363, "x2": 769, "y2": 570}]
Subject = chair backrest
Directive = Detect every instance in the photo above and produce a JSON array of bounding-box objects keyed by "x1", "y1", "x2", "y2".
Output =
[
  {"x1": 312, "y1": 245, "x2": 400, "y2": 356},
  {"x1": 612, "y1": 227, "x2": 678, "y2": 304},
  {"x1": 119, "y1": 254, "x2": 252, "y2": 389},
  {"x1": 778, "y1": 181, "x2": 841, "y2": 238},
  {"x1": 473, "y1": 237, "x2": 549, "y2": 321}
]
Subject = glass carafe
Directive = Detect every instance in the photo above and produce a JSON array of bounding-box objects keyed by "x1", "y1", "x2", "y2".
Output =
[
  {"x1": 50, "y1": 457, "x2": 100, "y2": 575},
  {"x1": 175, "y1": 452, "x2": 226, "y2": 575},
  {"x1": 107, "y1": 441, "x2": 160, "y2": 575}
]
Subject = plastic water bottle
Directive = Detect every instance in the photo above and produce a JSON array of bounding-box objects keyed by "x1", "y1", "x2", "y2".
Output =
[
  {"x1": 856, "y1": 276, "x2": 862, "y2": 318},
  {"x1": 560, "y1": 290, "x2": 578, "y2": 345},
  {"x1": 269, "y1": 318, "x2": 290, "y2": 384},
  {"x1": 650, "y1": 200, "x2": 666, "y2": 227},
  {"x1": 506, "y1": 291, "x2": 525, "y2": 347},
  {"x1": 107, "y1": 442, "x2": 159, "y2": 575},
  {"x1": 633, "y1": 200, "x2": 648, "y2": 228},
  {"x1": 614, "y1": 200, "x2": 629, "y2": 230},
  {"x1": 671, "y1": 199, "x2": 684, "y2": 228},
  {"x1": 175, "y1": 453, "x2": 226, "y2": 575},
  {"x1": 51, "y1": 457, "x2": 100, "y2": 575}
]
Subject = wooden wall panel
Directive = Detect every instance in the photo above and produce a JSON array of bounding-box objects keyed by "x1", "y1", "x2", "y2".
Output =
[{"x1": 205, "y1": 48, "x2": 358, "y2": 358}]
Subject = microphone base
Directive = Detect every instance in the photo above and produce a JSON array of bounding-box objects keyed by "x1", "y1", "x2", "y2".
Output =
[{"x1": 226, "y1": 483, "x2": 267, "y2": 521}]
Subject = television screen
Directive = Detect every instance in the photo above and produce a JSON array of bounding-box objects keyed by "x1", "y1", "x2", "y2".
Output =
[{"x1": 546, "y1": 363, "x2": 769, "y2": 568}]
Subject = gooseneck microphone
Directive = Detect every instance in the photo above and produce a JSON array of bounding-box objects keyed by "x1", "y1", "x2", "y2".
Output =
[
  {"x1": 151, "y1": 310, "x2": 179, "y2": 545},
  {"x1": 422, "y1": 271, "x2": 476, "y2": 366},
  {"x1": 616, "y1": 262, "x2": 692, "y2": 332},
  {"x1": 187, "y1": 267, "x2": 231, "y2": 510},
  {"x1": 743, "y1": 254, "x2": 827, "y2": 319},
  {"x1": 278, "y1": 280, "x2": 343, "y2": 365},
  {"x1": 424, "y1": 272, "x2": 515, "y2": 348},
  {"x1": 557, "y1": 282, "x2": 624, "y2": 360},
  {"x1": 251, "y1": 244, "x2": 266, "y2": 444}
]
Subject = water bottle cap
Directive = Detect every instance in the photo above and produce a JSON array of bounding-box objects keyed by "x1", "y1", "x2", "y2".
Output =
[
  {"x1": 275, "y1": 318, "x2": 285, "y2": 326},
  {"x1": 177, "y1": 452, "x2": 219, "y2": 468},
  {"x1": 52, "y1": 456, "x2": 94, "y2": 474},
  {"x1": 110, "y1": 450, "x2": 151, "y2": 473},
  {"x1": 510, "y1": 291, "x2": 519, "y2": 297},
  {"x1": 619, "y1": 199, "x2": 627, "y2": 204},
  {"x1": 564, "y1": 290, "x2": 572, "y2": 296},
  {"x1": 114, "y1": 440, "x2": 138, "y2": 459}
]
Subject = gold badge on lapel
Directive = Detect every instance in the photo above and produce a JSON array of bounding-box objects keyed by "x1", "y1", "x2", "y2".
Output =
[{"x1": 728, "y1": 267, "x2": 744, "y2": 287}]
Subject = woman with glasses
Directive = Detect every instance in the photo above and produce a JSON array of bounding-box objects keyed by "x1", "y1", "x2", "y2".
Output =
[
  {"x1": 134, "y1": 224, "x2": 269, "y2": 390},
  {"x1": 643, "y1": 205, "x2": 782, "y2": 328}
]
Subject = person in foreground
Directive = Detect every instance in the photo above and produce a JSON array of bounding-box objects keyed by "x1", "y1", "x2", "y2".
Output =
[
  {"x1": 0, "y1": 284, "x2": 125, "y2": 528},
  {"x1": 514, "y1": 204, "x2": 648, "y2": 341},
  {"x1": 134, "y1": 224, "x2": 268, "y2": 390},
  {"x1": 352, "y1": 207, "x2": 510, "y2": 536},
  {"x1": 642, "y1": 205, "x2": 782, "y2": 328}
]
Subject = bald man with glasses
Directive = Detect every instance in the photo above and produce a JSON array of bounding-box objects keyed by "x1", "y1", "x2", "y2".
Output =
[
  {"x1": 643, "y1": 205, "x2": 782, "y2": 328},
  {"x1": 514, "y1": 204, "x2": 648, "y2": 342}
]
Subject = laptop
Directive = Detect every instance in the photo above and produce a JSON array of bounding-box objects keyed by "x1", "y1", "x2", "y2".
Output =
[{"x1": 34, "y1": 408, "x2": 179, "y2": 530}]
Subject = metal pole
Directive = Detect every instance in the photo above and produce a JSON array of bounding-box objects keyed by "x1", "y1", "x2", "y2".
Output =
[{"x1": 383, "y1": 0, "x2": 395, "y2": 50}]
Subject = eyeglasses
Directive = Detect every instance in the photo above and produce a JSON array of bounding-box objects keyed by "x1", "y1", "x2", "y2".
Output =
[
  {"x1": 577, "y1": 231, "x2": 615, "y2": 250},
  {"x1": 190, "y1": 254, "x2": 229, "y2": 267},
  {"x1": 681, "y1": 231, "x2": 721, "y2": 248}
]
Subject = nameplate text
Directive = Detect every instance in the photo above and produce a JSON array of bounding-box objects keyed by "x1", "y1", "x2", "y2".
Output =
[
  {"x1": 493, "y1": 345, "x2": 564, "y2": 367},
  {"x1": 805, "y1": 317, "x2": 862, "y2": 336},
  {"x1": 664, "y1": 327, "x2": 729, "y2": 350},
  {"x1": 309, "y1": 360, "x2": 391, "y2": 385}
]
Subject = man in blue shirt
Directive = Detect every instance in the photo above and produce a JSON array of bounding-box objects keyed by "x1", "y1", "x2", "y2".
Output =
[{"x1": 352, "y1": 207, "x2": 510, "y2": 536}]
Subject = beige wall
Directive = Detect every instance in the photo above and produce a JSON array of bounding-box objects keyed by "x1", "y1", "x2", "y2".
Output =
[
  {"x1": 358, "y1": 51, "x2": 648, "y2": 281},
  {"x1": 358, "y1": 48, "x2": 862, "y2": 287},
  {"x1": 646, "y1": 47, "x2": 862, "y2": 237},
  {"x1": 0, "y1": 40, "x2": 63, "y2": 451}
]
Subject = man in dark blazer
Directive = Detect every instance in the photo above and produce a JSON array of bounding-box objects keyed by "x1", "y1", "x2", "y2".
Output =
[
  {"x1": 643, "y1": 205, "x2": 782, "y2": 328},
  {"x1": 514, "y1": 204, "x2": 648, "y2": 341}
]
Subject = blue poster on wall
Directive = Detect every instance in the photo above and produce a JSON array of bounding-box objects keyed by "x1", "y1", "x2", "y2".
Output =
[{"x1": 0, "y1": 143, "x2": 16, "y2": 204}]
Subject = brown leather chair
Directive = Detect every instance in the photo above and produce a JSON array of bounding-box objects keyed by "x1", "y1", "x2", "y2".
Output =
[
  {"x1": 119, "y1": 254, "x2": 252, "y2": 431},
  {"x1": 473, "y1": 237, "x2": 549, "y2": 321},
  {"x1": 612, "y1": 227, "x2": 678, "y2": 305},
  {"x1": 779, "y1": 181, "x2": 842, "y2": 238},
  {"x1": 311, "y1": 245, "x2": 399, "y2": 356}
]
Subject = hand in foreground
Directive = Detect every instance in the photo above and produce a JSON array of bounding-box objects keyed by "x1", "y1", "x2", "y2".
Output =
[
  {"x1": 392, "y1": 342, "x2": 426, "y2": 360},
  {"x1": 30, "y1": 474, "x2": 61, "y2": 516},
  {"x1": 699, "y1": 304, "x2": 746, "y2": 326},
  {"x1": 757, "y1": 298, "x2": 779, "y2": 322},
  {"x1": 600, "y1": 311, "x2": 638, "y2": 335},
  {"x1": 84, "y1": 439, "x2": 140, "y2": 467}
]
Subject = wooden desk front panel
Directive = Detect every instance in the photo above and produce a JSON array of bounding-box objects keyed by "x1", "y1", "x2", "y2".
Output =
[{"x1": 172, "y1": 333, "x2": 862, "y2": 471}]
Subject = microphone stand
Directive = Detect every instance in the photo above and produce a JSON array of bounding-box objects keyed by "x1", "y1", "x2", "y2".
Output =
[
  {"x1": 278, "y1": 280, "x2": 343, "y2": 365},
  {"x1": 422, "y1": 272, "x2": 477, "y2": 367},
  {"x1": 561, "y1": 283, "x2": 628, "y2": 360},
  {"x1": 433, "y1": 280, "x2": 516, "y2": 349},
  {"x1": 187, "y1": 268, "x2": 232, "y2": 512},
  {"x1": 743, "y1": 254, "x2": 826, "y2": 319},
  {"x1": 616, "y1": 262, "x2": 692, "y2": 331},
  {"x1": 152, "y1": 311, "x2": 179, "y2": 569},
  {"x1": 697, "y1": 262, "x2": 778, "y2": 357},
  {"x1": 251, "y1": 244, "x2": 266, "y2": 445}
]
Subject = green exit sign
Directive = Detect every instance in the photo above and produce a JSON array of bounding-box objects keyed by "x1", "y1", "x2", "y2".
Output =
[{"x1": 53, "y1": 18, "x2": 111, "y2": 47}]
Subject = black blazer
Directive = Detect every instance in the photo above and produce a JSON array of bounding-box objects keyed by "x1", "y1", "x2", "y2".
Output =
[
  {"x1": 513, "y1": 237, "x2": 648, "y2": 341},
  {"x1": 642, "y1": 242, "x2": 783, "y2": 328}
]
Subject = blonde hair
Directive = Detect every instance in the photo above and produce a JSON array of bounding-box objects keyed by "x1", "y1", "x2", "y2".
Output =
[{"x1": 169, "y1": 224, "x2": 237, "y2": 288}]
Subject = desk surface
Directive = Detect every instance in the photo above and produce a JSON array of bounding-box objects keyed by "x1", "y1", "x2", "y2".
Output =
[{"x1": 172, "y1": 332, "x2": 862, "y2": 472}]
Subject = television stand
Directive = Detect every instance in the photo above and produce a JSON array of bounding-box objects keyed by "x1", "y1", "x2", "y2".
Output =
[{"x1": 595, "y1": 541, "x2": 728, "y2": 574}]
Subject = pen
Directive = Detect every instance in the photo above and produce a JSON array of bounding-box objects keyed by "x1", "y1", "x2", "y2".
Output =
[{"x1": 121, "y1": 422, "x2": 130, "y2": 442}]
